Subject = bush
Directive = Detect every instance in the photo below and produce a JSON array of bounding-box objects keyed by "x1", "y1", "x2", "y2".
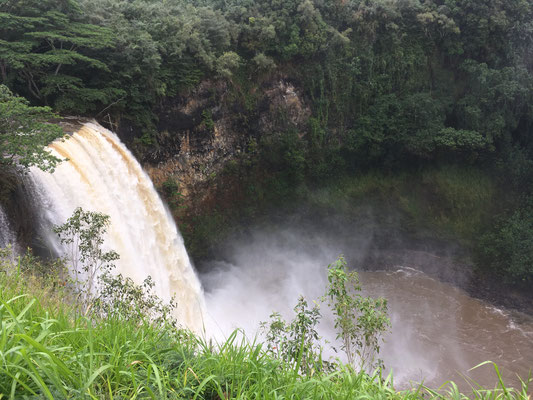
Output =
[
  {"x1": 93, "y1": 274, "x2": 178, "y2": 331},
  {"x1": 262, "y1": 256, "x2": 390, "y2": 375},
  {"x1": 478, "y1": 201, "x2": 533, "y2": 284},
  {"x1": 53, "y1": 208, "x2": 119, "y2": 310},
  {"x1": 324, "y1": 256, "x2": 390, "y2": 372},
  {"x1": 260, "y1": 296, "x2": 325, "y2": 376}
]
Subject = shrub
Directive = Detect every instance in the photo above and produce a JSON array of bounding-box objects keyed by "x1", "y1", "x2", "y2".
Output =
[
  {"x1": 324, "y1": 256, "x2": 390, "y2": 372},
  {"x1": 261, "y1": 296, "x2": 325, "y2": 376},
  {"x1": 53, "y1": 207, "x2": 119, "y2": 310},
  {"x1": 478, "y1": 201, "x2": 533, "y2": 284}
]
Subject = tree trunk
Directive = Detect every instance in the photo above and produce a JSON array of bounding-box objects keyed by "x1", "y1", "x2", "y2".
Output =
[
  {"x1": 22, "y1": 69, "x2": 42, "y2": 99},
  {"x1": 0, "y1": 62, "x2": 7, "y2": 83}
]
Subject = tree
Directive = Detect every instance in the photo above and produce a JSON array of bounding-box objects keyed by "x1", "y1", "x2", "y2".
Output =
[
  {"x1": 0, "y1": 0, "x2": 116, "y2": 113},
  {"x1": 261, "y1": 296, "x2": 325, "y2": 376},
  {"x1": 53, "y1": 207, "x2": 119, "y2": 310},
  {"x1": 262, "y1": 256, "x2": 390, "y2": 374},
  {"x1": 94, "y1": 274, "x2": 179, "y2": 330},
  {"x1": 324, "y1": 256, "x2": 390, "y2": 372},
  {"x1": 216, "y1": 51, "x2": 241, "y2": 78},
  {"x1": 54, "y1": 207, "x2": 179, "y2": 328},
  {"x1": 0, "y1": 84, "x2": 65, "y2": 172}
]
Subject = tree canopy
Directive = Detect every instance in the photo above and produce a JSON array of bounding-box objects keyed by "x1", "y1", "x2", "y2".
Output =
[
  {"x1": 2, "y1": 0, "x2": 532, "y2": 161},
  {"x1": 0, "y1": 0, "x2": 119, "y2": 113},
  {"x1": 2, "y1": 0, "x2": 533, "y2": 283},
  {"x1": 0, "y1": 84, "x2": 64, "y2": 172}
]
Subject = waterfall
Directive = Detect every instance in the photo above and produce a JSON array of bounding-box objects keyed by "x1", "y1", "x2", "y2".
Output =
[
  {"x1": 29, "y1": 122, "x2": 205, "y2": 332},
  {"x1": 0, "y1": 205, "x2": 15, "y2": 250}
]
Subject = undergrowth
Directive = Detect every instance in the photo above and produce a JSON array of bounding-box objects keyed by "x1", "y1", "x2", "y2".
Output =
[
  {"x1": 0, "y1": 249, "x2": 530, "y2": 399},
  {"x1": 180, "y1": 165, "x2": 497, "y2": 263},
  {"x1": 307, "y1": 166, "x2": 495, "y2": 241}
]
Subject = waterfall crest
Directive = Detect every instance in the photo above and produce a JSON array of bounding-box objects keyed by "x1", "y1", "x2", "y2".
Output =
[{"x1": 29, "y1": 122, "x2": 205, "y2": 331}]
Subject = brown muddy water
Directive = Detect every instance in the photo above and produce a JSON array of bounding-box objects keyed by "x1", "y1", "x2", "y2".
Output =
[
  {"x1": 360, "y1": 267, "x2": 533, "y2": 390},
  {"x1": 202, "y1": 229, "x2": 533, "y2": 392}
]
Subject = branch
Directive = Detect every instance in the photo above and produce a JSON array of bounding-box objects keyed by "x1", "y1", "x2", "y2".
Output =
[
  {"x1": 22, "y1": 69, "x2": 42, "y2": 99},
  {"x1": 96, "y1": 96, "x2": 125, "y2": 117}
]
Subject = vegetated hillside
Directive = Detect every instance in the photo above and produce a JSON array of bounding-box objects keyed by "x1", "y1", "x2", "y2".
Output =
[{"x1": 1, "y1": 0, "x2": 533, "y2": 285}]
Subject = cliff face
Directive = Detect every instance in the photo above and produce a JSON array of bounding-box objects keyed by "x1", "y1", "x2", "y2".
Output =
[{"x1": 132, "y1": 77, "x2": 311, "y2": 207}]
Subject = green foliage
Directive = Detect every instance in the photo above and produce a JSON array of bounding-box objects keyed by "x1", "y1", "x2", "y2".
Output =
[
  {"x1": 53, "y1": 207, "x2": 180, "y2": 330},
  {"x1": 2, "y1": 0, "x2": 533, "y2": 285},
  {"x1": 200, "y1": 109, "x2": 215, "y2": 132},
  {"x1": 421, "y1": 167, "x2": 495, "y2": 236},
  {"x1": 94, "y1": 274, "x2": 178, "y2": 330},
  {"x1": 53, "y1": 207, "x2": 119, "y2": 309},
  {"x1": 261, "y1": 296, "x2": 324, "y2": 376},
  {"x1": 161, "y1": 177, "x2": 186, "y2": 211},
  {"x1": 0, "y1": 268, "x2": 190, "y2": 399},
  {"x1": 262, "y1": 257, "x2": 390, "y2": 375},
  {"x1": 0, "y1": 0, "x2": 117, "y2": 112},
  {"x1": 260, "y1": 130, "x2": 306, "y2": 185},
  {"x1": 76, "y1": 0, "x2": 234, "y2": 120},
  {"x1": 478, "y1": 201, "x2": 533, "y2": 284},
  {"x1": 252, "y1": 52, "x2": 276, "y2": 72},
  {"x1": 216, "y1": 51, "x2": 241, "y2": 78},
  {"x1": 2, "y1": 0, "x2": 533, "y2": 176},
  {"x1": 311, "y1": 165, "x2": 498, "y2": 244},
  {"x1": 0, "y1": 84, "x2": 65, "y2": 172},
  {"x1": 0, "y1": 246, "x2": 66, "y2": 281},
  {"x1": 324, "y1": 256, "x2": 390, "y2": 372},
  {"x1": 0, "y1": 247, "x2": 530, "y2": 399}
]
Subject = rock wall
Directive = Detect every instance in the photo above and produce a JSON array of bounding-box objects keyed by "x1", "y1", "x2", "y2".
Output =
[{"x1": 134, "y1": 77, "x2": 311, "y2": 207}]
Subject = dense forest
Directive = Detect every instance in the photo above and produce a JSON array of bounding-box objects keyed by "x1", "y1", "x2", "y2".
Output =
[{"x1": 2, "y1": 0, "x2": 533, "y2": 285}]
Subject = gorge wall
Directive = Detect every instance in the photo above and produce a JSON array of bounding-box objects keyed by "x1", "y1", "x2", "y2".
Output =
[{"x1": 116, "y1": 76, "x2": 311, "y2": 214}]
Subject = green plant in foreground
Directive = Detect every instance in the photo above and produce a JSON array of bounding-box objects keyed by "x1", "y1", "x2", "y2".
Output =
[
  {"x1": 1, "y1": 210, "x2": 531, "y2": 398},
  {"x1": 261, "y1": 296, "x2": 326, "y2": 376},
  {"x1": 53, "y1": 208, "x2": 178, "y2": 331},
  {"x1": 53, "y1": 207, "x2": 119, "y2": 311},
  {"x1": 0, "y1": 243, "x2": 531, "y2": 399},
  {"x1": 423, "y1": 361, "x2": 532, "y2": 400},
  {"x1": 262, "y1": 256, "x2": 390, "y2": 375},
  {"x1": 324, "y1": 255, "x2": 390, "y2": 372},
  {"x1": 94, "y1": 273, "x2": 178, "y2": 331}
]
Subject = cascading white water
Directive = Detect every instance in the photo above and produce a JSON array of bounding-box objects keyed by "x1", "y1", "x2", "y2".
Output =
[
  {"x1": 0, "y1": 205, "x2": 15, "y2": 250},
  {"x1": 29, "y1": 122, "x2": 205, "y2": 332}
]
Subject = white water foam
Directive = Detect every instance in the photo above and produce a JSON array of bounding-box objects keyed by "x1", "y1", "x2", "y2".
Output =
[
  {"x1": 0, "y1": 205, "x2": 16, "y2": 251},
  {"x1": 29, "y1": 122, "x2": 205, "y2": 331}
]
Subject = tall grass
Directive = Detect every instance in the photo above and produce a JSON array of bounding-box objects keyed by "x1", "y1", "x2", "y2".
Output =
[{"x1": 0, "y1": 254, "x2": 530, "y2": 399}]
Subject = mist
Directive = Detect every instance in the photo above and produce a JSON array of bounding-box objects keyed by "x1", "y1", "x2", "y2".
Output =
[{"x1": 199, "y1": 213, "x2": 533, "y2": 390}]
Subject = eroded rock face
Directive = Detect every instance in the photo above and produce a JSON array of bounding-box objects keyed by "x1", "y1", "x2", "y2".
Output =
[{"x1": 140, "y1": 77, "x2": 311, "y2": 205}]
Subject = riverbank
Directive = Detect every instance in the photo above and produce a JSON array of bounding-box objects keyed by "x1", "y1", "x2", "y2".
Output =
[{"x1": 0, "y1": 250, "x2": 529, "y2": 399}]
